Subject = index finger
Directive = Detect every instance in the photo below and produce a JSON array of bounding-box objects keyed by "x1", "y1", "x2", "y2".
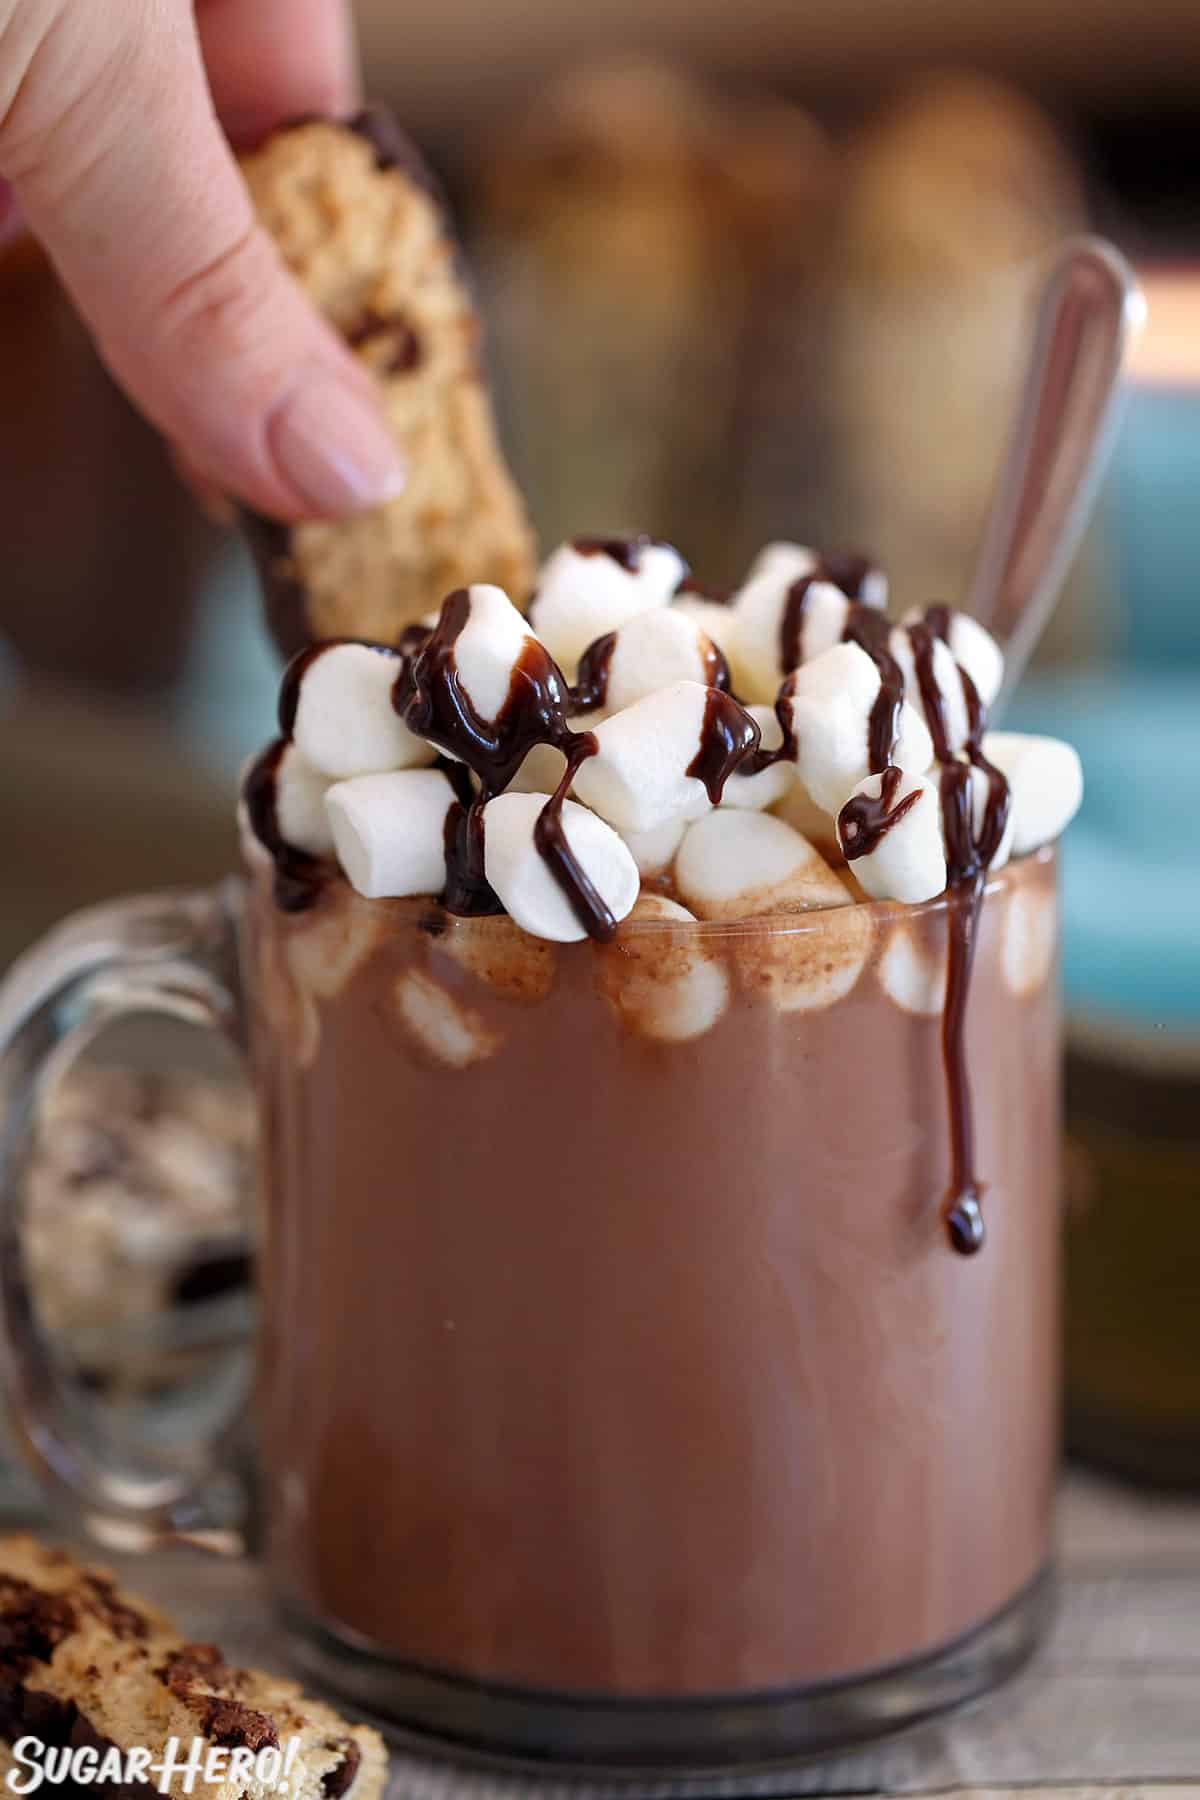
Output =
[{"x1": 196, "y1": 0, "x2": 362, "y2": 146}]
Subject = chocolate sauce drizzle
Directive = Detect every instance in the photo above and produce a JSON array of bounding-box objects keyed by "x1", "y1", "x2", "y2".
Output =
[
  {"x1": 777, "y1": 552, "x2": 880, "y2": 676},
  {"x1": 839, "y1": 601, "x2": 1012, "y2": 1256},
  {"x1": 737, "y1": 563, "x2": 899, "y2": 785},
  {"x1": 842, "y1": 606, "x2": 907, "y2": 778},
  {"x1": 838, "y1": 765, "x2": 921, "y2": 858},
  {"x1": 568, "y1": 632, "x2": 617, "y2": 714},
  {"x1": 247, "y1": 640, "x2": 411, "y2": 912},
  {"x1": 566, "y1": 628, "x2": 730, "y2": 717},
  {"x1": 686, "y1": 690, "x2": 763, "y2": 804},
  {"x1": 277, "y1": 638, "x2": 402, "y2": 738},
  {"x1": 570, "y1": 535, "x2": 668, "y2": 575},
  {"x1": 393, "y1": 589, "x2": 617, "y2": 940},
  {"x1": 242, "y1": 739, "x2": 329, "y2": 913},
  {"x1": 719, "y1": 547, "x2": 1006, "y2": 1253},
  {"x1": 246, "y1": 535, "x2": 1011, "y2": 1257}
]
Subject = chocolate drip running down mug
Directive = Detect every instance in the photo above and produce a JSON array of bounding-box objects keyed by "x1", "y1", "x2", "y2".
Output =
[{"x1": 0, "y1": 845, "x2": 1061, "y2": 1773}]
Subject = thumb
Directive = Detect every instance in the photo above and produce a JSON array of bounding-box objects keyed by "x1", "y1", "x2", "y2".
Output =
[{"x1": 0, "y1": 0, "x2": 404, "y2": 520}]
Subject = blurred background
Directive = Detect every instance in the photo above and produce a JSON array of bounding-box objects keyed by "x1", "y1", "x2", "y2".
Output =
[{"x1": 1, "y1": 0, "x2": 1197, "y2": 1499}]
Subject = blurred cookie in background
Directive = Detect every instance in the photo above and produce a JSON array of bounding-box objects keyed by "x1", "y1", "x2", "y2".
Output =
[
  {"x1": 475, "y1": 59, "x2": 833, "y2": 583},
  {"x1": 826, "y1": 72, "x2": 1104, "y2": 649}
]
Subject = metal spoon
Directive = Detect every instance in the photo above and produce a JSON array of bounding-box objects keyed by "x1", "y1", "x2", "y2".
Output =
[{"x1": 967, "y1": 236, "x2": 1144, "y2": 714}]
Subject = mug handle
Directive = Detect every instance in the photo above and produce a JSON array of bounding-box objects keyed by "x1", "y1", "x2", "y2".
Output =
[{"x1": 0, "y1": 881, "x2": 251, "y2": 1555}]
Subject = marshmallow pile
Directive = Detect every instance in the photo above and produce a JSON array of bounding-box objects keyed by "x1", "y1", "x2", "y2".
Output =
[{"x1": 244, "y1": 536, "x2": 1084, "y2": 944}]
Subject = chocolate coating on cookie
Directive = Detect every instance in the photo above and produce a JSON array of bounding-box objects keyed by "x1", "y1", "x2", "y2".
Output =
[{"x1": 241, "y1": 514, "x2": 312, "y2": 660}]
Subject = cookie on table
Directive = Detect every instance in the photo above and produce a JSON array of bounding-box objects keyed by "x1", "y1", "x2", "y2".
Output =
[
  {"x1": 0, "y1": 1536, "x2": 386, "y2": 1800},
  {"x1": 239, "y1": 108, "x2": 536, "y2": 655}
]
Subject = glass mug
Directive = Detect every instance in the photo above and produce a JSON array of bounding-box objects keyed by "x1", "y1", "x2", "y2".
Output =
[{"x1": 0, "y1": 847, "x2": 1062, "y2": 1772}]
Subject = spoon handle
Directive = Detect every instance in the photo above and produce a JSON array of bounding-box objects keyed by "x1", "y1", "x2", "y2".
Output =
[{"x1": 968, "y1": 237, "x2": 1144, "y2": 713}]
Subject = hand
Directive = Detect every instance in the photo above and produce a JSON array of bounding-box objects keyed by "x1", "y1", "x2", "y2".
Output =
[{"x1": 0, "y1": 0, "x2": 405, "y2": 520}]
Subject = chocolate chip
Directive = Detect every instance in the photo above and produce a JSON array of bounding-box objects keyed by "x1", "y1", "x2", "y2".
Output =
[
  {"x1": 158, "y1": 1643, "x2": 232, "y2": 1692},
  {"x1": 158, "y1": 1644, "x2": 279, "y2": 1752},
  {"x1": 196, "y1": 1698, "x2": 279, "y2": 1753},
  {"x1": 0, "y1": 1577, "x2": 77, "y2": 1675},
  {"x1": 80, "y1": 1575, "x2": 148, "y2": 1641},
  {"x1": 322, "y1": 1739, "x2": 361, "y2": 1798},
  {"x1": 347, "y1": 310, "x2": 421, "y2": 375}
]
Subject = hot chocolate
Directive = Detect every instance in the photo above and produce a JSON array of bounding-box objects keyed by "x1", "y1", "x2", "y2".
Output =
[
  {"x1": 238, "y1": 531, "x2": 1080, "y2": 1760},
  {"x1": 247, "y1": 855, "x2": 1060, "y2": 1712}
]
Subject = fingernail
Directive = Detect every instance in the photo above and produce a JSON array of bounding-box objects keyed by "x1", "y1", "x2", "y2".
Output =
[{"x1": 270, "y1": 375, "x2": 405, "y2": 516}]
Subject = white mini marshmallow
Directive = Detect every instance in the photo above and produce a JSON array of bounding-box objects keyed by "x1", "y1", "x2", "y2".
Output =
[
  {"x1": 837, "y1": 770, "x2": 947, "y2": 904},
  {"x1": 734, "y1": 902, "x2": 873, "y2": 1012},
  {"x1": 288, "y1": 642, "x2": 434, "y2": 778},
  {"x1": 878, "y1": 925, "x2": 947, "y2": 1016},
  {"x1": 888, "y1": 626, "x2": 971, "y2": 754},
  {"x1": 675, "y1": 809, "x2": 851, "y2": 920},
  {"x1": 596, "y1": 894, "x2": 730, "y2": 1042},
  {"x1": 272, "y1": 886, "x2": 393, "y2": 1066},
  {"x1": 856, "y1": 568, "x2": 889, "y2": 610},
  {"x1": 571, "y1": 681, "x2": 721, "y2": 834},
  {"x1": 601, "y1": 607, "x2": 721, "y2": 713},
  {"x1": 745, "y1": 542, "x2": 820, "y2": 584},
  {"x1": 482, "y1": 792, "x2": 639, "y2": 943},
  {"x1": 981, "y1": 732, "x2": 1084, "y2": 854},
  {"x1": 770, "y1": 775, "x2": 840, "y2": 864},
  {"x1": 528, "y1": 539, "x2": 685, "y2": 676},
  {"x1": 285, "y1": 889, "x2": 390, "y2": 1004},
  {"x1": 1003, "y1": 879, "x2": 1058, "y2": 996},
  {"x1": 394, "y1": 968, "x2": 503, "y2": 1068},
  {"x1": 733, "y1": 569, "x2": 852, "y2": 701},
  {"x1": 619, "y1": 816, "x2": 686, "y2": 877},
  {"x1": 434, "y1": 916, "x2": 557, "y2": 1003},
  {"x1": 960, "y1": 762, "x2": 1015, "y2": 872},
  {"x1": 783, "y1": 640, "x2": 935, "y2": 815},
  {"x1": 901, "y1": 607, "x2": 1004, "y2": 707},
  {"x1": 452, "y1": 582, "x2": 549, "y2": 721},
  {"x1": 745, "y1": 542, "x2": 887, "y2": 609},
  {"x1": 272, "y1": 743, "x2": 336, "y2": 857},
  {"x1": 325, "y1": 768, "x2": 455, "y2": 900},
  {"x1": 670, "y1": 594, "x2": 738, "y2": 665},
  {"x1": 720, "y1": 706, "x2": 794, "y2": 811}
]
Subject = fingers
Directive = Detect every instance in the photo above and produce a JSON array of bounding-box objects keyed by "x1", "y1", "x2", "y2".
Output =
[
  {"x1": 1, "y1": 0, "x2": 399, "y2": 520},
  {"x1": 196, "y1": 0, "x2": 360, "y2": 146}
]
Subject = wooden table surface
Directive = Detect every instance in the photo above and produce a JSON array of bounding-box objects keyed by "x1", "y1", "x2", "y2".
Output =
[{"x1": 71, "y1": 1469, "x2": 1198, "y2": 1800}]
